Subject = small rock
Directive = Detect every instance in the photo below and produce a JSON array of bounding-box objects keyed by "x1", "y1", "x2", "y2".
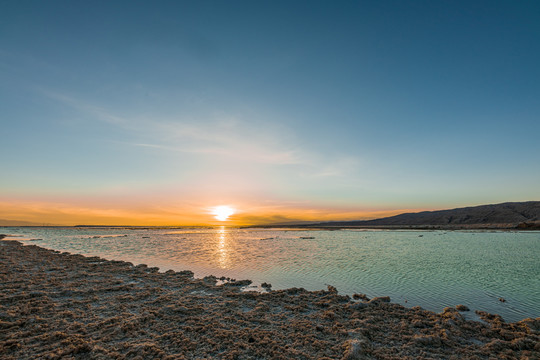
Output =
[
  {"x1": 203, "y1": 275, "x2": 217, "y2": 284},
  {"x1": 177, "y1": 270, "x2": 194, "y2": 278},
  {"x1": 369, "y1": 296, "x2": 390, "y2": 304},
  {"x1": 414, "y1": 334, "x2": 442, "y2": 347},
  {"x1": 352, "y1": 293, "x2": 370, "y2": 301},
  {"x1": 342, "y1": 338, "x2": 370, "y2": 360},
  {"x1": 224, "y1": 279, "x2": 252, "y2": 287},
  {"x1": 475, "y1": 310, "x2": 505, "y2": 323},
  {"x1": 518, "y1": 317, "x2": 540, "y2": 331},
  {"x1": 327, "y1": 285, "x2": 338, "y2": 293},
  {"x1": 350, "y1": 302, "x2": 369, "y2": 310},
  {"x1": 456, "y1": 304, "x2": 469, "y2": 312}
]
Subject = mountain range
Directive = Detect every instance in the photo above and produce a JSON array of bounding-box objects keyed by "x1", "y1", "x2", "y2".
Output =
[{"x1": 307, "y1": 201, "x2": 540, "y2": 229}]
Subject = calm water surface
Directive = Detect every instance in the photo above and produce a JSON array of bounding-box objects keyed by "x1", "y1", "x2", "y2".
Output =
[{"x1": 3, "y1": 227, "x2": 539, "y2": 322}]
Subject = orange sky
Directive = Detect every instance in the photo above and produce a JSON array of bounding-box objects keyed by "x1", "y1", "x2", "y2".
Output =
[{"x1": 0, "y1": 196, "x2": 417, "y2": 226}]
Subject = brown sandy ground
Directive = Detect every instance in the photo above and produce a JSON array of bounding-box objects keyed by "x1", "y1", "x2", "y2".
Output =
[{"x1": 0, "y1": 239, "x2": 538, "y2": 360}]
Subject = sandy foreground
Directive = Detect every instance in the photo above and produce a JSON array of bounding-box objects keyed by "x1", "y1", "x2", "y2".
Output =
[{"x1": 0, "y1": 239, "x2": 538, "y2": 359}]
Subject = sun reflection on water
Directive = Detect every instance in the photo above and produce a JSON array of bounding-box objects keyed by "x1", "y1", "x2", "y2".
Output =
[{"x1": 216, "y1": 226, "x2": 230, "y2": 269}]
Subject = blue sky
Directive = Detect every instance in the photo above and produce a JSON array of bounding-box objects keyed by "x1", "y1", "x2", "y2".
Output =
[{"x1": 1, "y1": 1, "x2": 539, "y2": 224}]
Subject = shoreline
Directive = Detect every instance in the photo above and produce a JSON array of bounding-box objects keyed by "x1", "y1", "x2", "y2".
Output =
[
  {"x1": 246, "y1": 224, "x2": 540, "y2": 231},
  {"x1": 1, "y1": 239, "x2": 538, "y2": 359},
  {"x1": 2, "y1": 224, "x2": 540, "y2": 231}
]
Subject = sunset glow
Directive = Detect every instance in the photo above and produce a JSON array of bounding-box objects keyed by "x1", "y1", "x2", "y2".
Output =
[{"x1": 211, "y1": 206, "x2": 235, "y2": 221}]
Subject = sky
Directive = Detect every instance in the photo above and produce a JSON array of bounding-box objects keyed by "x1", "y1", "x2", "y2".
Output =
[{"x1": 1, "y1": 0, "x2": 539, "y2": 225}]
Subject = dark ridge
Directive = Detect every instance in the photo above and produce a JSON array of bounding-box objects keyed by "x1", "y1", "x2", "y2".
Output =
[{"x1": 307, "y1": 201, "x2": 540, "y2": 229}]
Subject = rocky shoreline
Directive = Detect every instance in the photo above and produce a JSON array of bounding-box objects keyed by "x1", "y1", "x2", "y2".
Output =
[{"x1": 0, "y1": 239, "x2": 538, "y2": 359}]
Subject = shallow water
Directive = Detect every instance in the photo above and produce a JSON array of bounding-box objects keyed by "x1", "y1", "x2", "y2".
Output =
[{"x1": 3, "y1": 227, "x2": 539, "y2": 322}]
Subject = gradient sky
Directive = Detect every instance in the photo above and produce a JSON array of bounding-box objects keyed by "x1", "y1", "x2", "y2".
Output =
[{"x1": 1, "y1": 1, "x2": 539, "y2": 225}]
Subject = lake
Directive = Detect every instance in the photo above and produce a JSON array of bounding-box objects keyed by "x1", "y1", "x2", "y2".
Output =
[{"x1": 3, "y1": 226, "x2": 539, "y2": 323}]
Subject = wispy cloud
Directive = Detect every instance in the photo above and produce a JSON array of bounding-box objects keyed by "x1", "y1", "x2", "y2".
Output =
[
  {"x1": 40, "y1": 90, "x2": 129, "y2": 126},
  {"x1": 307, "y1": 156, "x2": 361, "y2": 178},
  {"x1": 133, "y1": 118, "x2": 304, "y2": 165},
  {"x1": 38, "y1": 89, "x2": 367, "y2": 192},
  {"x1": 41, "y1": 90, "x2": 309, "y2": 166}
]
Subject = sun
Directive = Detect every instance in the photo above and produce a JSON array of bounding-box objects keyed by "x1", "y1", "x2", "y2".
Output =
[{"x1": 211, "y1": 206, "x2": 235, "y2": 221}]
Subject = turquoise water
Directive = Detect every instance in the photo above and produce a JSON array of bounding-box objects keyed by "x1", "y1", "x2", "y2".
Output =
[{"x1": 3, "y1": 227, "x2": 539, "y2": 322}]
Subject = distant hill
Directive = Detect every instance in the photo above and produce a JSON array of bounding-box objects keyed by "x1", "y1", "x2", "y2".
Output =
[{"x1": 310, "y1": 201, "x2": 540, "y2": 229}]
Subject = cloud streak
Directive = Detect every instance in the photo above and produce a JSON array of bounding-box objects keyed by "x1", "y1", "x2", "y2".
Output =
[
  {"x1": 41, "y1": 90, "x2": 362, "y2": 174},
  {"x1": 42, "y1": 90, "x2": 309, "y2": 166}
]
